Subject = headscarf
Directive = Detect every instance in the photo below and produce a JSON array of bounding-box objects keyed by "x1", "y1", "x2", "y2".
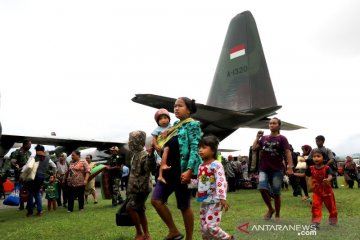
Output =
[
  {"x1": 301, "y1": 145, "x2": 312, "y2": 156},
  {"x1": 345, "y1": 156, "x2": 353, "y2": 163}
]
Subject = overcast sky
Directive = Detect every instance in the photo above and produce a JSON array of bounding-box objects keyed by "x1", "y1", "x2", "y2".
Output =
[{"x1": 1, "y1": 0, "x2": 360, "y2": 156}]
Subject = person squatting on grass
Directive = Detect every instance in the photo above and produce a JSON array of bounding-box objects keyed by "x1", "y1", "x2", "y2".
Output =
[
  {"x1": 151, "y1": 97, "x2": 203, "y2": 240},
  {"x1": 197, "y1": 135, "x2": 233, "y2": 240},
  {"x1": 294, "y1": 148, "x2": 338, "y2": 228},
  {"x1": 343, "y1": 155, "x2": 360, "y2": 188},
  {"x1": 126, "y1": 130, "x2": 156, "y2": 240},
  {"x1": 252, "y1": 117, "x2": 294, "y2": 221}
]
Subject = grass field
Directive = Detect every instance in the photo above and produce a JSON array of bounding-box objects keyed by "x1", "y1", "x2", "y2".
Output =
[{"x1": 1, "y1": 179, "x2": 360, "y2": 240}]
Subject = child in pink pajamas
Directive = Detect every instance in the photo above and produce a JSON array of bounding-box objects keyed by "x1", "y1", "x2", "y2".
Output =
[{"x1": 197, "y1": 135, "x2": 234, "y2": 240}]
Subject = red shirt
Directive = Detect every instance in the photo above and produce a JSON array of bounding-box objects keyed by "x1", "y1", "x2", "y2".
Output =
[{"x1": 306, "y1": 165, "x2": 333, "y2": 196}]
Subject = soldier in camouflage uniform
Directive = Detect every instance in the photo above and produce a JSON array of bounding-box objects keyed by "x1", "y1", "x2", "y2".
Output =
[
  {"x1": 126, "y1": 130, "x2": 156, "y2": 240},
  {"x1": 6, "y1": 139, "x2": 32, "y2": 210},
  {"x1": 107, "y1": 146, "x2": 124, "y2": 207}
]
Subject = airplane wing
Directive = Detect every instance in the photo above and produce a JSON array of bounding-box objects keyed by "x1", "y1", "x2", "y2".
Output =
[
  {"x1": 1, "y1": 134, "x2": 124, "y2": 148},
  {"x1": 132, "y1": 94, "x2": 176, "y2": 113},
  {"x1": 0, "y1": 133, "x2": 125, "y2": 157},
  {"x1": 132, "y1": 94, "x2": 253, "y2": 118},
  {"x1": 243, "y1": 117, "x2": 306, "y2": 130},
  {"x1": 132, "y1": 94, "x2": 240, "y2": 140},
  {"x1": 218, "y1": 148, "x2": 241, "y2": 152}
]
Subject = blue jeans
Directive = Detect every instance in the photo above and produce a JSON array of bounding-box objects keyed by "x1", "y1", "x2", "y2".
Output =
[
  {"x1": 27, "y1": 191, "x2": 42, "y2": 214},
  {"x1": 258, "y1": 170, "x2": 284, "y2": 195},
  {"x1": 26, "y1": 175, "x2": 44, "y2": 214}
]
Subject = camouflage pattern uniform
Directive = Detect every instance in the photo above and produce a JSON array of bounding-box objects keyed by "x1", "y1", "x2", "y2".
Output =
[
  {"x1": 5, "y1": 149, "x2": 32, "y2": 181},
  {"x1": 107, "y1": 153, "x2": 124, "y2": 206},
  {"x1": 126, "y1": 131, "x2": 156, "y2": 211},
  {"x1": 8, "y1": 148, "x2": 32, "y2": 209}
]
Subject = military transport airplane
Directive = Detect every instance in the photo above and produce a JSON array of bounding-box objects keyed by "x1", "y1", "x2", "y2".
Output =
[{"x1": 132, "y1": 11, "x2": 304, "y2": 140}]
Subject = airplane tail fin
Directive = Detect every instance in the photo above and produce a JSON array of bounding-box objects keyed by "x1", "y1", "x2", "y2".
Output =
[
  {"x1": 132, "y1": 11, "x2": 304, "y2": 141},
  {"x1": 207, "y1": 11, "x2": 277, "y2": 112}
]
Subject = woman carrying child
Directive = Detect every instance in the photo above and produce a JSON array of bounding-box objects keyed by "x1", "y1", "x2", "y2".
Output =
[{"x1": 151, "y1": 97, "x2": 202, "y2": 240}]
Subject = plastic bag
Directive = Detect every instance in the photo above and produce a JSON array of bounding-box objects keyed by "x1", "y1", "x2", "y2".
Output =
[
  {"x1": 295, "y1": 156, "x2": 307, "y2": 170},
  {"x1": 21, "y1": 157, "x2": 39, "y2": 181},
  {"x1": 21, "y1": 156, "x2": 39, "y2": 181},
  {"x1": 3, "y1": 185, "x2": 20, "y2": 206},
  {"x1": 3, "y1": 179, "x2": 15, "y2": 193},
  {"x1": 21, "y1": 156, "x2": 35, "y2": 174}
]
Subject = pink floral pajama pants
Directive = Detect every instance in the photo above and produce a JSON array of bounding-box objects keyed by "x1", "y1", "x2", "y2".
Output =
[{"x1": 200, "y1": 202, "x2": 232, "y2": 240}]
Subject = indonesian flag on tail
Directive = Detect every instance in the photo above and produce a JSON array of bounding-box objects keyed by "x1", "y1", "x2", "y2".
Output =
[{"x1": 229, "y1": 44, "x2": 246, "y2": 59}]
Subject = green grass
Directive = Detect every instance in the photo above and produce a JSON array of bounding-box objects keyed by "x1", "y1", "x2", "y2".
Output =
[{"x1": 1, "y1": 178, "x2": 360, "y2": 240}]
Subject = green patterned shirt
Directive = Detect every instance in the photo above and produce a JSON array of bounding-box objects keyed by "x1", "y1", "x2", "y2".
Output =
[{"x1": 174, "y1": 119, "x2": 203, "y2": 175}]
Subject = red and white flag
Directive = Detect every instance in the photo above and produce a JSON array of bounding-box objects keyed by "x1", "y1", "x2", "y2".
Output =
[{"x1": 229, "y1": 44, "x2": 246, "y2": 59}]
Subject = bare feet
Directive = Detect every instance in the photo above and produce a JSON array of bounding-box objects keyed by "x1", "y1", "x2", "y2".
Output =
[
  {"x1": 134, "y1": 234, "x2": 146, "y2": 240},
  {"x1": 302, "y1": 196, "x2": 310, "y2": 201},
  {"x1": 264, "y1": 209, "x2": 275, "y2": 220}
]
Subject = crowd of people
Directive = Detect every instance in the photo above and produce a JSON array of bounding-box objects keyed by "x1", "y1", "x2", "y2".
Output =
[
  {"x1": 1, "y1": 96, "x2": 359, "y2": 239},
  {"x1": 0, "y1": 141, "x2": 127, "y2": 215}
]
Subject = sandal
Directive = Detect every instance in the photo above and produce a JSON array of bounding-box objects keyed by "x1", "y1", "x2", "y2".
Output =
[{"x1": 163, "y1": 234, "x2": 184, "y2": 240}]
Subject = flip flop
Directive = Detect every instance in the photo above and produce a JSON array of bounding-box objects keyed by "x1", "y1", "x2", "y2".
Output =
[
  {"x1": 173, "y1": 235, "x2": 184, "y2": 240},
  {"x1": 163, "y1": 234, "x2": 184, "y2": 240}
]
